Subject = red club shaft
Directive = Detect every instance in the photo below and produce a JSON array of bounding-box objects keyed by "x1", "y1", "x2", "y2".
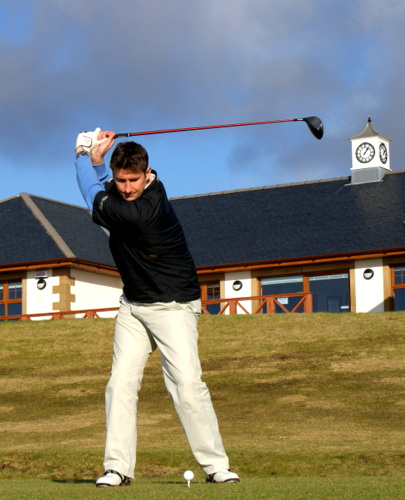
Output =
[
  {"x1": 115, "y1": 119, "x2": 298, "y2": 138},
  {"x1": 114, "y1": 116, "x2": 323, "y2": 140}
]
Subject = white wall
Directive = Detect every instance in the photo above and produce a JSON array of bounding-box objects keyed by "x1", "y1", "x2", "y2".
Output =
[
  {"x1": 354, "y1": 258, "x2": 384, "y2": 313},
  {"x1": 71, "y1": 269, "x2": 122, "y2": 317},
  {"x1": 26, "y1": 269, "x2": 59, "y2": 319},
  {"x1": 224, "y1": 271, "x2": 252, "y2": 314},
  {"x1": 25, "y1": 268, "x2": 122, "y2": 319}
]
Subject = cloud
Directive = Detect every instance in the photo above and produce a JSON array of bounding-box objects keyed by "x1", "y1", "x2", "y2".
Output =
[{"x1": 0, "y1": 0, "x2": 404, "y2": 204}]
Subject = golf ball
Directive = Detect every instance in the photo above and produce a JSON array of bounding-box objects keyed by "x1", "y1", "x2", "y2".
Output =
[{"x1": 183, "y1": 470, "x2": 194, "y2": 481}]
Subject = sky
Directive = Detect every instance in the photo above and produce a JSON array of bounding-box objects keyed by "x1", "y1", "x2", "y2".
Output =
[{"x1": 1, "y1": 0, "x2": 405, "y2": 208}]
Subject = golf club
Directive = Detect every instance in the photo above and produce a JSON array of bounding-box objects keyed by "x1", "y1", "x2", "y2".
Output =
[{"x1": 114, "y1": 116, "x2": 324, "y2": 140}]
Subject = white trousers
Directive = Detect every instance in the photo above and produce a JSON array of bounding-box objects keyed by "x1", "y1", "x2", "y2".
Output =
[{"x1": 103, "y1": 296, "x2": 229, "y2": 478}]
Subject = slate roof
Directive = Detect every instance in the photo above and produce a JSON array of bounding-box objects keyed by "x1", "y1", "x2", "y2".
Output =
[
  {"x1": 1, "y1": 170, "x2": 405, "y2": 271},
  {"x1": 171, "y1": 170, "x2": 405, "y2": 268},
  {"x1": 0, "y1": 194, "x2": 115, "y2": 267}
]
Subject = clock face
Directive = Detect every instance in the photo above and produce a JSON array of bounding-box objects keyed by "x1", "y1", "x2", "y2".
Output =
[
  {"x1": 379, "y1": 143, "x2": 388, "y2": 164},
  {"x1": 356, "y1": 142, "x2": 375, "y2": 163}
]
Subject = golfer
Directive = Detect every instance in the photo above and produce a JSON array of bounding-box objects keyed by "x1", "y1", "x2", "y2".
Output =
[{"x1": 75, "y1": 128, "x2": 239, "y2": 487}]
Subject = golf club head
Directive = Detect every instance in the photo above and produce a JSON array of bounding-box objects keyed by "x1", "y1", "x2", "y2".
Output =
[{"x1": 303, "y1": 116, "x2": 324, "y2": 140}]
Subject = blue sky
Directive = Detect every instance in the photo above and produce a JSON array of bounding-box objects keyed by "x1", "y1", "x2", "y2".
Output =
[{"x1": 1, "y1": 0, "x2": 404, "y2": 207}]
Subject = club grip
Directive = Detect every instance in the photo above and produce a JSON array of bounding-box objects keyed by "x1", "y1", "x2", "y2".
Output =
[{"x1": 113, "y1": 133, "x2": 131, "y2": 139}]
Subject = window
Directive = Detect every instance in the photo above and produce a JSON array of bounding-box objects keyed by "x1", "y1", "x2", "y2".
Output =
[
  {"x1": 261, "y1": 273, "x2": 349, "y2": 313},
  {"x1": 308, "y1": 274, "x2": 349, "y2": 313},
  {"x1": 394, "y1": 267, "x2": 405, "y2": 285},
  {"x1": 261, "y1": 276, "x2": 303, "y2": 294},
  {"x1": 201, "y1": 281, "x2": 221, "y2": 314},
  {"x1": 0, "y1": 281, "x2": 22, "y2": 320},
  {"x1": 206, "y1": 282, "x2": 220, "y2": 300},
  {"x1": 393, "y1": 267, "x2": 405, "y2": 311},
  {"x1": 261, "y1": 276, "x2": 305, "y2": 313}
]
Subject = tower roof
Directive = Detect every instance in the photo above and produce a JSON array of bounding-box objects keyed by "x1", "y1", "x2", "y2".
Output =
[{"x1": 349, "y1": 118, "x2": 391, "y2": 142}]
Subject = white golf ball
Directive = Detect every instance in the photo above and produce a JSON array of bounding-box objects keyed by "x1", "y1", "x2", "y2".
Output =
[{"x1": 183, "y1": 470, "x2": 194, "y2": 481}]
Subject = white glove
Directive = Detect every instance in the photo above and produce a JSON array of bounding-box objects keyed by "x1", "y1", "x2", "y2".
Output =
[{"x1": 75, "y1": 127, "x2": 106, "y2": 153}]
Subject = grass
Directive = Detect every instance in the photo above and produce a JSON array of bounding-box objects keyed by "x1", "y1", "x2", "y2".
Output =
[
  {"x1": 2, "y1": 477, "x2": 405, "y2": 500},
  {"x1": 0, "y1": 312, "x2": 404, "y2": 499}
]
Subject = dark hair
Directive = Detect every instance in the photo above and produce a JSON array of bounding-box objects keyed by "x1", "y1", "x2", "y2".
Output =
[{"x1": 110, "y1": 142, "x2": 149, "y2": 172}]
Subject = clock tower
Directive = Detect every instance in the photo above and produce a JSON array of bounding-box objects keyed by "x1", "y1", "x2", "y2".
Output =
[{"x1": 349, "y1": 118, "x2": 391, "y2": 184}]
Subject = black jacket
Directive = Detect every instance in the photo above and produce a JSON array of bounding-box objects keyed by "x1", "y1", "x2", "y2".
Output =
[{"x1": 92, "y1": 171, "x2": 201, "y2": 303}]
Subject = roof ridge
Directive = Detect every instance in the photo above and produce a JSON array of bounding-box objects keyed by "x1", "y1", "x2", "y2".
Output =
[
  {"x1": 20, "y1": 193, "x2": 76, "y2": 259},
  {"x1": 0, "y1": 194, "x2": 21, "y2": 205},
  {"x1": 28, "y1": 193, "x2": 88, "y2": 210},
  {"x1": 169, "y1": 175, "x2": 351, "y2": 200},
  {"x1": 169, "y1": 169, "x2": 405, "y2": 201}
]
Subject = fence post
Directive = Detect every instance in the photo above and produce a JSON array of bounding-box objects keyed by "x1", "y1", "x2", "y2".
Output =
[{"x1": 305, "y1": 293, "x2": 313, "y2": 313}]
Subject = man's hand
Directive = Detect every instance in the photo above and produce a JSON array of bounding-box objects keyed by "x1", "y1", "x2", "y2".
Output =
[
  {"x1": 90, "y1": 130, "x2": 115, "y2": 166},
  {"x1": 76, "y1": 128, "x2": 106, "y2": 153},
  {"x1": 75, "y1": 129, "x2": 116, "y2": 166}
]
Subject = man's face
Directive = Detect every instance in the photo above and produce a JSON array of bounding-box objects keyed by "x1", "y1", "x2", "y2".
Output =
[{"x1": 113, "y1": 166, "x2": 152, "y2": 201}]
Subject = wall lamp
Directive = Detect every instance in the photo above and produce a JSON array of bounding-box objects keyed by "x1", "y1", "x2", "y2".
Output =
[
  {"x1": 363, "y1": 269, "x2": 374, "y2": 280},
  {"x1": 36, "y1": 278, "x2": 47, "y2": 290},
  {"x1": 232, "y1": 280, "x2": 243, "y2": 291}
]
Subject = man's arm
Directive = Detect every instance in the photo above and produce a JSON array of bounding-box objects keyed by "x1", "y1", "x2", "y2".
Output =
[
  {"x1": 75, "y1": 129, "x2": 115, "y2": 210},
  {"x1": 93, "y1": 162, "x2": 112, "y2": 185},
  {"x1": 76, "y1": 153, "x2": 105, "y2": 210}
]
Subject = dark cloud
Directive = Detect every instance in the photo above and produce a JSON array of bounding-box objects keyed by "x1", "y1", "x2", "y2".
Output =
[{"x1": 0, "y1": 0, "x2": 404, "y2": 205}]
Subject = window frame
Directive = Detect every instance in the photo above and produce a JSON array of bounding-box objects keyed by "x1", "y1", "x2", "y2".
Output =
[
  {"x1": 391, "y1": 266, "x2": 405, "y2": 311},
  {"x1": 0, "y1": 280, "x2": 23, "y2": 319},
  {"x1": 260, "y1": 271, "x2": 350, "y2": 313}
]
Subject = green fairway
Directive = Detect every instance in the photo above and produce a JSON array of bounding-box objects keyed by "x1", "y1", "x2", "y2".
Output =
[
  {"x1": 0, "y1": 312, "x2": 404, "y2": 499},
  {"x1": 1, "y1": 476, "x2": 404, "y2": 500}
]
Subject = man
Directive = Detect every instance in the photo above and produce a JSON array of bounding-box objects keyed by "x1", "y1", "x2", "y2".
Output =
[{"x1": 75, "y1": 128, "x2": 239, "y2": 487}]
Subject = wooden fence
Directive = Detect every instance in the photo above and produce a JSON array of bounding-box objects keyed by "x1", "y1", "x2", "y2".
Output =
[
  {"x1": 201, "y1": 293, "x2": 313, "y2": 314},
  {"x1": 1, "y1": 293, "x2": 313, "y2": 321}
]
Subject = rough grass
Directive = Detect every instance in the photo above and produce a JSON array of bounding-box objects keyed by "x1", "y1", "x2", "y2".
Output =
[{"x1": 0, "y1": 312, "x2": 404, "y2": 498}]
